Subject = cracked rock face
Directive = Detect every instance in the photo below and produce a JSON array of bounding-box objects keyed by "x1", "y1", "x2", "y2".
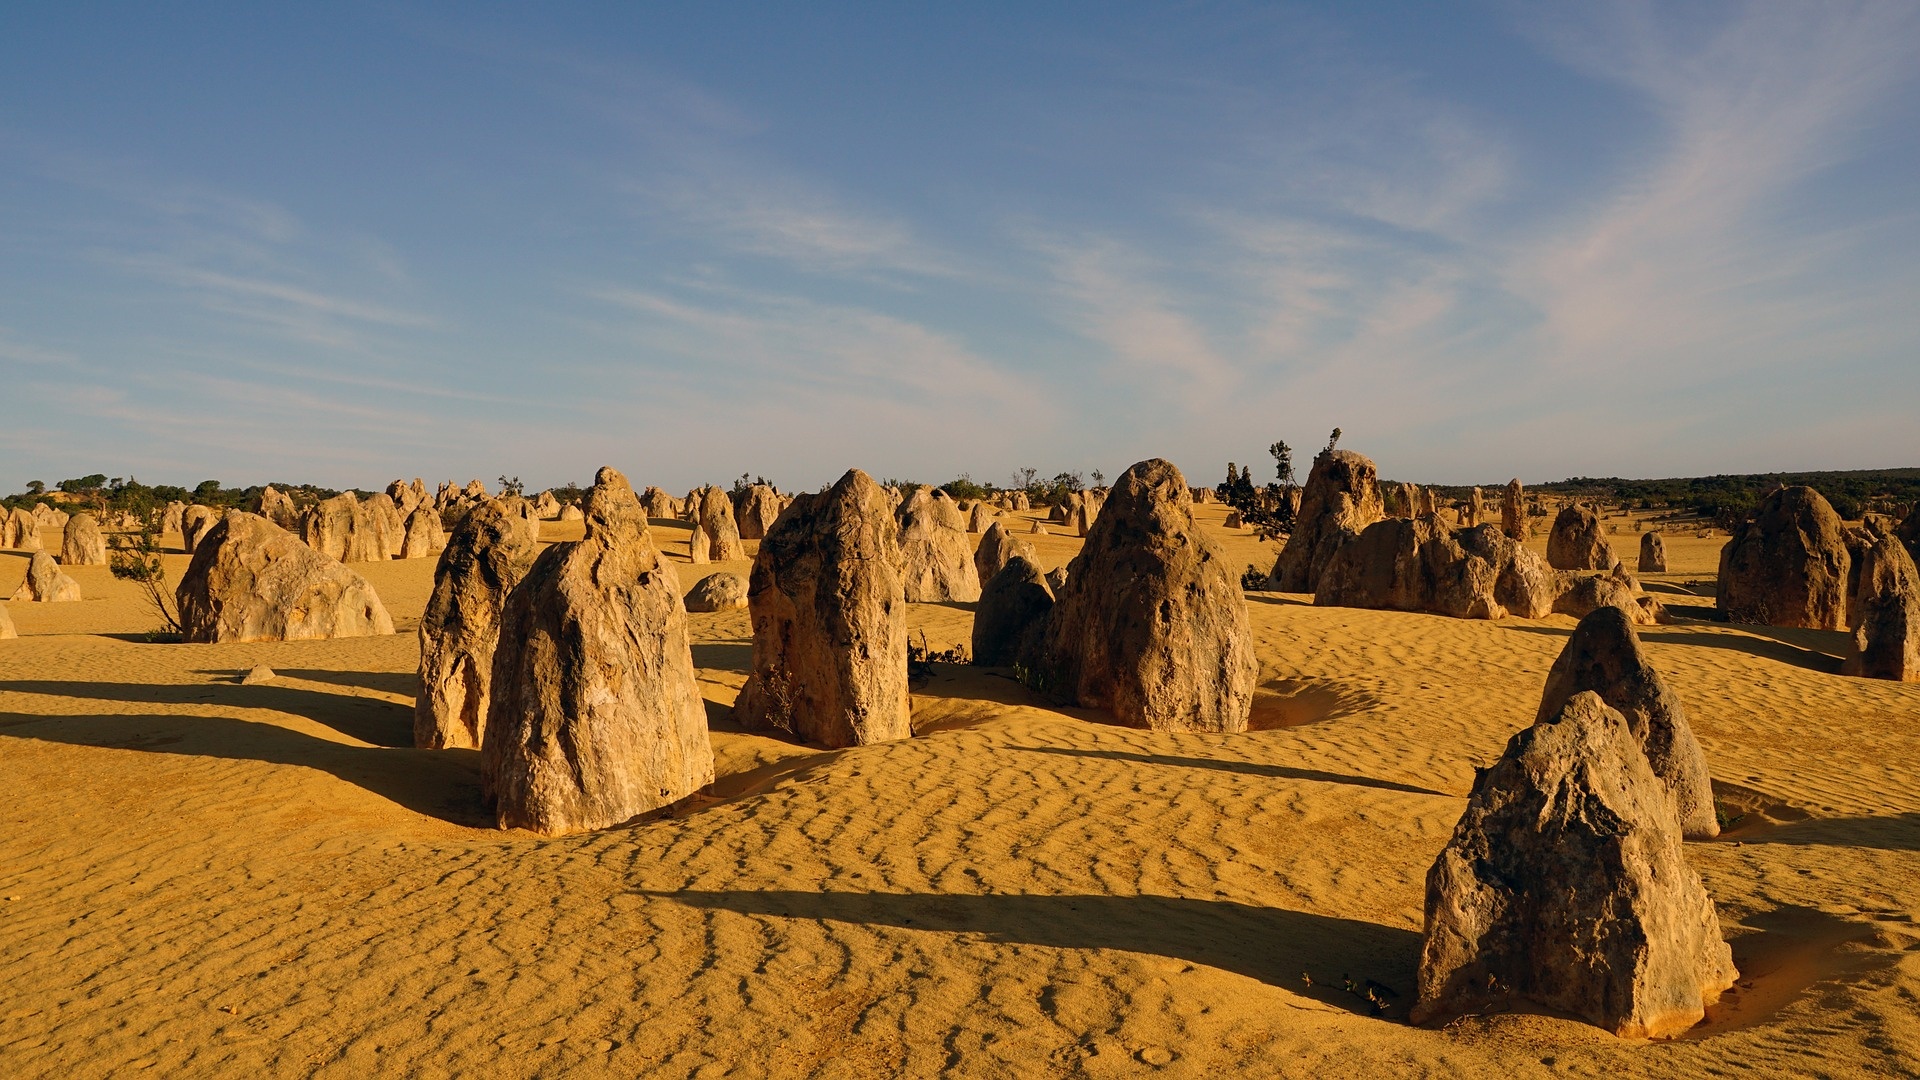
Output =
[
  {"x1": 1413, "y1": 691, "x2": 1736, "y2": 1038},
  {"x1": 1267, "y1": 449, "x2": 1383, "y2": 594},
  {"x1": 1717, "y1": 486, "x2": 1849, "y2": 630},
  {"x1": 482, "y1": 467, "x2": 713, "y2": 836},
  {"x1": 176, "y1": 512, "x2": 394, "y2": 644},
  {"x1": 415, "y1": 499, "x2": 540, "y2": 750}
]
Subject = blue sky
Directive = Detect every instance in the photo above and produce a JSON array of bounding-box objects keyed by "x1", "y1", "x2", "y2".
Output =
[{"x1": 3, "y1": 2, "x2": 1916, "y2": 493}]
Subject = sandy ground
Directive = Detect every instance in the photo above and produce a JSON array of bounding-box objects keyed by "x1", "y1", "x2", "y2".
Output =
[{"x1": 1, "y1": 504, "x2": 1917, "y2": 1078}]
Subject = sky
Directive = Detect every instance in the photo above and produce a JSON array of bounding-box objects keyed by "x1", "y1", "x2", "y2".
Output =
[{"x1": 2, "y1": 1, "x2": 1917, "y2": 494}]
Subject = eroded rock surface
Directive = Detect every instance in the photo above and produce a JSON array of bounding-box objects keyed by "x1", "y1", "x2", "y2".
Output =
[{"x1": 177, "y1": 512, "x2": 394, "y2": 643}]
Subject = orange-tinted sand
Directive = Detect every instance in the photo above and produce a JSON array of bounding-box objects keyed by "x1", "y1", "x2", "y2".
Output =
[{"x1": 1, "y1": 505, "x2": 1916, "y2": 1077}]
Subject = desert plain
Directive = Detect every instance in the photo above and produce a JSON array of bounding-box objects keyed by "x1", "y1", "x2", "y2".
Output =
[{"x1": 2, "y1": 498, "x2": 1917, "y2": 1079}]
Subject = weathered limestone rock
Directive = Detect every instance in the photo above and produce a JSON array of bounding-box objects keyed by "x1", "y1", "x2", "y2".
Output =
[
  {"x1": 896, "y1": 488, "x2": 982, "y2": 602},
  {"x1": 9, "y1": 551, "x2": 82, "y2": 602},
  {"x1": 1464, "y1": 488, "x2": 1485, "y2": 528},
  {"x1": 1716, "y1": 486, "x2": 1849, "y2": 630},
  {"x1": 1899, "y1": 507, "x2": 1920, "y2": 568},
  {"x1": 1268, "y1": 450, "x2": 1383, "y2": 593},
  {"x1": 1412, "y1": 691, "x2": 1737, "y2": 1037},
  {"x1": 251, "y1": 485, "x2": 300, "y2": 529},
  {"x1": 387, "y1": 479, "x2": 423, "y2": 520},
  {"x1": 302, "y1": 493, "x2": 387, "y2": 564},
  {"x1": 1045, "y1": 564, "x2": 1070, "y2": 594},
  {"x1": 694, "y1": 486, "x2": 746, "y2": 562},
  {"x1": 1548, "y1": 503, "x2": 1617, "y2": 571},
  {"x1": 1223, "y1": 510, "x2": 1244, "y2": 529},
  {"x1": 481, "y1": 468, "x2": 712, "y2": 834},
  {"x1": 463, "y1": 479, "x2": 487, "y2": 499},
  {"x1": 734, "y1": 484, "x2": 782, "y2": 541},
  {"x1": 241, "y1": 664, "x2": 276, "y2": 685},
  {"x1": 1538, "y1": 607, "x2": 1717, "y2": 838},
  {"x1": 180, "y1": 505, "x2": 222, "y2": 552},
  {"x1": 1026, "y1": 459, "x2": 1255, "y2": 732},
  {"x1": 4, "y1": 507, "x2": 39, "y2": 551},
  {"x1": 973, "y1": 521, "x2": 1038, "y2": 587},
  {"x1": 34, "y1": 503, "x2": 68, "y2": 532},
  {"x1": 177, "y1": 512, "x2": 394, "y2": 643},
  {"x1": 1842, "y1": 533, "x2": 1920, "y2": 682},
  {"x1": 560, "y1": 504, "x2": 584, "y2": 522},
  {"x1": 640, "y1": 486, "x2": 677, "y2": 520},
  {"x1": 967, "y1": 501, "x2": 995, "y2": 534},
  {"x1": 415, "y1": 500, "x2": 540, "y2": 750},
  {"x1": 365, "y1": 493, "x2": 407, "y2": 557},
  {"x1": 734, "y1": 469, "x2": 911, "y2": 747},
  {"x1": 1030, "y1": 521, "x2": 1049, "y2": 535},
  {"x1": 532, "y1": 490, "x2": 562, "y2": 520},
  {"x1": 685, "y1": 571, "x2": 749, "y2": 612},
  {"x1": 398, "y1": 506, "x2": 445, "y2": 559},
  {"x1": 60, "y1": 512, "x2": 107, "y2": 567},
  {"x1": 972, "y1": 556, "x2": 1054, "y2": 666},
  {"x1": 1553, "y1": 567, "x2": 1662, "y2": 626},
  {"x1": 161, "y1": 501, "x2": 186, "y2": 538},
  {"x1": 1501, "y1": 479, "x2": 1528, "y2": 541},
  {"x1": 1316, "y1": 517, "x2": 1557, "y2": 620},
  {"x1": 0, "y1": 601, "x2": 14, "y2": 638},
  {"x1": 1639, "y1": 532, "x2": 1668, "y2": 573}
]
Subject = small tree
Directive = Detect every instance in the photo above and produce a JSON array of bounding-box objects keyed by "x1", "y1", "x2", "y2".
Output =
[
  {"x1": 1090, "y1": 469, "x2": 1105, "y2": 488},
  {"x1": 498, "y1": 475, "x2": 526, "y2": 497},
  {"x1": 26, "y1": 480, "x2": 45, "y2": 496},
  {"x1": 109, "y1": 508, "x2": 184, "y2": 639}
]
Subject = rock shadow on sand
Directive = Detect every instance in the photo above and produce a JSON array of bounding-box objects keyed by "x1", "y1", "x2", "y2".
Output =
[
  {"x1": 1499, "y1": 623, "x2": 1842, "y2": 673},
  {"x1": 0, "y1": 678, "x2": 413, "y2": 747},
  {"x1": 0, "y1": 711, "x2": 488, "y2": 826},
  {"x1": 640, "y1": 888, "x2": 1418, "y2": 1015}
]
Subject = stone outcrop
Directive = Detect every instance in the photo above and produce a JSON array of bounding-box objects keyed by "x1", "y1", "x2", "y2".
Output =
[
  {"x1": 1501, "y1": 479, "x2": 1527, "y2": 541},
  {"x1": 61, "y1": 512, "x2": 107, "y2": 566},
  {"x1": 1025, "y1": 459, "x2": 1255, "y2": 732},
  {"x1": 1842, "y1": 533, "x2": 1920, "y2": 682},
  {"x1": 1463, "y1": 488, "x2": 1485, "y2": 528},
  {"x1": 967, "y1": 501, "x2": 994, "y2": 534},
  {"x1": 561, "y1": 504, "x2": 584, "y2": 522},
  {"x1": 972, "y1": 556, "x2": 1054, "y2": 666},
  {"x1": 1030, "y1": 521, "x2": 1048, "y2": 535},
  {"x1": 9, "y1": 551, "x2": 82, "y2": 602},
  {"x1": 364, "y1": 494, "x2": 406, "y2": 557},
  {"x1": 1316, "y1": 517, "x2": 1558, "y2": 620},
  {"x1": 1412, "y1": 691, "x2": 1737, "y2": 1037},
  {"x1": 1268, "y1": 450, "x2": 1383, "y2": 593},
  {"x1": 1716, "y1": 486, "x2": 1849, "y2": 630},
  {"x1": 250, "y1": 486, "x2": 300, "y2": 529},
  {"x1": 734, "y1": 469, "x2": 910, "y2": 747},
  {"x1": 302, "y1": 493, "x2": 387, "y2": 564},
  {"x1": 734, "y1": 484, "x2": 782, "y2": 541},
  {"x1": 0, "y1": 601, "x2": 13, "y2": 638},
  {"x1": 398, "y1": 506, "x2": 445, "y2": 559},
  {"x1": 414, "y1": 499, "x2": 540, "y2": 750},
  {"x1": 691, "y1": 486, "x2": 746, "y2": 563},
  {"x1": 1538, "y1": 606, "x2": 1717, "y2": 838},
  {"x1": 481, "y1": 468, "x2": 712, "y2": 834},
  {"x1": 4, "y1": 507, "x2": 39, "y2": 551},
  {"x1": 181, "y1": 505, "x2": 221, "y2": 552},
  {"x1": 161, "y1": 501, "x2": 186, "y2": 538},
  {"x1": 1639, "y1": 532, "x2": 1668, "y2": 573},
  {"x1": 1547, "y1": 504, "x2": 1616, "y2": 571},
  {"x1": 685, "y1": 571, "x2": 749, "y2": 612},
  {"x1": 973, "y1": 521, "x2": 1038, "y2": 587},
  {"x1": 640, "y1": 486, "x2": 677, "y2": 520},
  {"x1": 177, "y1": 512, "x2": 395, "y2": 643},
  {"x1": 387, "y1": 479, "x2": 423, "y2": 519},
  {"x1": 1553, "y1": 567, "x2": 1664, "y2": 626},
  {"x1": 532, "y1": 490, "x2": 562, "y2": 520},
  {"x1": 1899, "y1": 507, "x2": 1920, "y2": 568},
  {"x1": 896, "y1": 488, "x2": 982, "y2": 602}
]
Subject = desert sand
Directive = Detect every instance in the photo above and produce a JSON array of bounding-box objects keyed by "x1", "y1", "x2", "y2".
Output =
[{"x1": 1, "y1": 505, "x2": 1917, "y2": 1077}]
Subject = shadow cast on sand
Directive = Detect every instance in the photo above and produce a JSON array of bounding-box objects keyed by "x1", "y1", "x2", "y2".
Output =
[
  {"x1": 0, "y1": 678, "x2": 413, "y2": 747},
  {"x1": 639, "y1": 887, "x2": 1418, "y2": 1014},
  {"x1": 1007, "y1": 745, "x2": 1447, "y2": 797},
  {"x1": 1498, "y1": 624, "x2": 1842, "y2": 673},
  {"x1": 691, "y1": 643, "x2": 753, "y2": 674},
  {"x1": 0, "y1": 710, "x2": 488, "y2": 826},
  {"x1": 1730, "y1": 811, "x2": 1920, "y2": 853},
  {"x1": 265, "y1": 668, "x2": 419, "y2": 699}
]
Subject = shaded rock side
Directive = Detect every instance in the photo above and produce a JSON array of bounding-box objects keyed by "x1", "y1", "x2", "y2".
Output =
[
  {"x1": 177, "y1": 512, "x2": 395, "y2": 643},
  {"x1": 1267, "y1": 449, "x2": 1383, "y2": 593},
  {"x1": 1716, "y1": 486, "x2": 1849, "y2": 630},
  {"x1": 734, "y1": 470, "x2": 911, "y2": 748},
  {"x1": 694, "y1": 486, "x2": 746, "y2": 562},
  {"x1": 481, "y1": 467, "x2": 712, "y2": 834},
  {"x1": 1501, "y1": 478, "x2": 1528, "y2": 541},
  {"x1": 398, "y1": 506, "x2": 446, "y2": 559},
  {"x1": 1538, "y1": 606, "x2": 1717, "y2": 838},
  {"x1": 250, "y1": 486, "x2": 299, "y2": 529},
  {"x1": 1413, "y1": 692, "x2": 1737, "y2": 1038},
  {"x1": 414, "y1": 499, "x2": 540, "y2": 750},
  {"x1": 1316, "y1": 517, "x2": 1554, "y2": 620},
  {"x1": 1028, "y1": 459, "x2": 1255, "y2": 732},
  {"x1": 972, "y1": 556, "x2": 1054, "y2": 667}
]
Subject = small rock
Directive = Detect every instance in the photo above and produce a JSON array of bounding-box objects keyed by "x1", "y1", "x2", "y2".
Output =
[
  {"x1": 241, "y1": 665, "x2": 276, "y2": 685},
  {"x1": 1136, "y1": 1047, "x2": 1173, "y2": 1066}
]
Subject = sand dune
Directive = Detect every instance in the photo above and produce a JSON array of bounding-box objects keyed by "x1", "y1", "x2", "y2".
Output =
[{"x1": 1, "y1": 505, "x2": 1917, "y2": 1077}]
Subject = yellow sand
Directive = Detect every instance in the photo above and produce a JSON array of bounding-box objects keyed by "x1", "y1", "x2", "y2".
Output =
[{"x1": 1, "y1": 507, "x2": 1917, "y2": 1078}]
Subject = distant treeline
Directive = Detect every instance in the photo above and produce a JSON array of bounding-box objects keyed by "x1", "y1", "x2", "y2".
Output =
[
  {"x1": 0, "y1": 474, "x2": 351, "y2": 514},
  {"x1": 1431, "y1": 468, "x2": 1920, "y2": 527}
]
